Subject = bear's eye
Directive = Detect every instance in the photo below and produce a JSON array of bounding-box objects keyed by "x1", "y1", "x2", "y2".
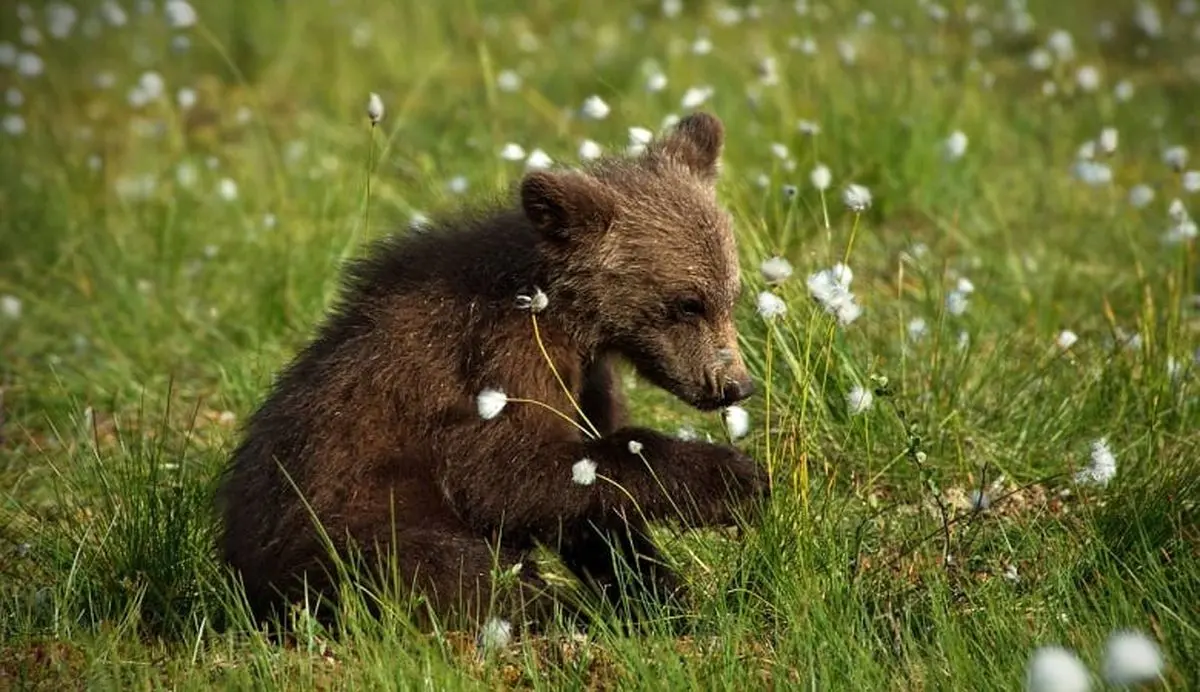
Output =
[{"x1": 673, "y1": 296, "x2": 707, "y2": 320}]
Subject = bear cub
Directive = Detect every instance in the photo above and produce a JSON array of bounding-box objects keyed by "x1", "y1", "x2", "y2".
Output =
[{"x1": 215, "y1": 112, "x2": 768, "y2": 635}]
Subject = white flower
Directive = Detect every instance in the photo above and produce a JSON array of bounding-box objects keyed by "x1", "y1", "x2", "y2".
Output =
[
  {"x1": 1135, "y1": 0, "x2": 1163, "y2": 37},
  {"x1": 3, "y1": 114, "x2": 26, "y2": 136},
  {"x1": 756, "y1": 291, "x2": 787, "y2": 319},
  {"x1": 165, "y1": 0, "x2": 198, "y2": 29},
  {"x1": 1075, "y1": 65, "x2": 1101, "y2": 91},
  {"x1": 17, "y1": 51, "x2": 44, "y2": 78},
  {"x1": 578, "y1": 139, "x2": 602, "y2": 160},
  {"x1": 722, "y1": 406, "x2": 750, "y2": 440},
  {"x1": 1114, "y1": 79, "x2": 1135, "y2": 102},
  {"x1": 1128, "y1": 184, "x2": 1155, "y2": 208},
  {"x1": 476, "y1": 388, "x2": 508, "y2": 420},
  {"x1": 1103, "y1": 630, "x2": 1163, "y2": 686},
  {"x1": 676, "y1": 426, "x2": 698, "y2": 441},
  {"x1": 807, "y1": 266, "x2": 862, "y2": 326},
  {"x1": 1028, "y1": 48, "x2": 1053, "y2": 71},
  {"x1": 760, "y1": 256, "x2": 793, "y2": 284},
  {"x1": 907, "y1": 317, "x2": 928, "y2": 341},
  {"x1": 1183, "y1": 170, "x2": 1200, "y2": 193},
  {"x1": 691, "y1": 37, "x2": 712, "y2": 55},
  {"x1": 366, "y1": 92, "x2": 384, "y2": 124},
  {"x1": 1098, "y1": 127, "x2": 1118, "y2": 154},
  {"x1": 627, "y1": 126, "x2": 653, "y2": 155},
  {"x1": 100, "y1": 1, "x2": 127, "y2": 26},
  {"x1": 680, "y1": 85, "x2": 713, "y2": 109},
  {"x1": 1056, "y1": 329, "x2": 1079, "y2": 350},
  {"x1": 645, "y1": 71, "x2": 668, "y2": 92},
  {"x1": 447, "y1": 175, "x2": 469, "y2": 194},
  {"x1": 946, "y1": 290, "x2": 970, "y2": 316},
  {"x1": 46, "y1": 2, "x2": 78, "y2": 39},
  {"x1": 215, "y1": 177, "x2": 238, "y2": 201},
  {"x1": 1048, "y1": 29, "x2": 1076, "y2": 61},
  {"x1": 969, "y1": 489, "x2": 990, "y2": 510},
  {"x1": 580, "y1": 94, "x2": 610, "y2": 120},
  {"x1": 846, "y1": 386, "x2": 873, "y2": 415},
  {"x1": 515, "y1": 287, "x2": 548, "y2": 312},
  {"x1": 572, "y1": 458, "x2": 598, "y2": 485},
  {"x1": 627, "y1": 440, "x2": 644, "y2": 454},
  {"x1": 770, "y1": 142, "x2": 790, "y2": 160},
  {"x1": 797, "y1": 119, "x2": 821, "y2": 135},
  {"x1": 525, "y1": 149, "x2": 552, "y2": 170},
  {"x1": 176, "y1": 87, "x2": 197, "y2": 110},
  {"x1": 810, "y1": 164, "x2": 831, "y2": 190},
  {"x1": 1075, "y1": 437, "x2": 1117, "y2": 486},
  {"x1": 477, "y1": 617, "x2": 513, "y2": 650},
  {"x1": 782, "y1": 184, "x2": 798, "y2": 199},
  {"x1": 496, "y1": 69, "x2": 522, "y2": 92},
  {"x1": 0, "y1": 295, "x2": 22, "y2": 320},
  {"x1": 1163, "y1": 145, "x2": 1188, "y2": 171},
  {"x1": 943, "y1": 130, "x2": 969, "y2": 160},
  {"x1": 1027, "y1": 646, "x2": 1091, "y2": 692},
  {"x1": 842, "y1": 183, "x2": 872, "y2": 212},
  {"x1": 500, "y1": 142, "x2": 526, "y2": 161},
  {"x1": 1004, "y1": 564, "x2": 1020, "y2": 583}
]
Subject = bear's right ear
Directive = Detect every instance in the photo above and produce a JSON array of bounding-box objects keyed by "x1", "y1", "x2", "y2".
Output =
[
  {"x1": 647, "y1": 111, "x2": 725, "y2": 184},
  {"x1": 520, "y1": 170, "x2": 616, "y2": 240}
]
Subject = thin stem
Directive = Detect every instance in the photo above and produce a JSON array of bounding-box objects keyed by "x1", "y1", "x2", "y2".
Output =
[
  {"x1": 531, "y1": 314, "x2": 600, "y2": 439},
  {"x1": 506, "y1": 397, "x2": 594, "y2": 438}
]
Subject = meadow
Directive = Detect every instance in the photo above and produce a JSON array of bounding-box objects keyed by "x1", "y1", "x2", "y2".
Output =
[{"x1": 1, "y1": 0, "x2": 1198, "y2": 689}]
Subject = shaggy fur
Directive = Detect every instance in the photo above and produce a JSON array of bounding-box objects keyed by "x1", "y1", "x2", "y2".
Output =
[{"x1": 215, "y1": 112, "x2": 768, "y2": 634}]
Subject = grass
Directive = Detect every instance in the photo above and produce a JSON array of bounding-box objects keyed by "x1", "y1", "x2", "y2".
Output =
[{"x1": 1, "y1": 0, "x2": 1198, "y2": 688}]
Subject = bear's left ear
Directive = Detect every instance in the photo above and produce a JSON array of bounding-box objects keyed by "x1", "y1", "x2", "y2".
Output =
[
  {"x1": 647, "y1": 112, "x2": 725, "y2": 183},
  {"x1": 520, "y1": 170, "x2": 616, "y2": 240}
]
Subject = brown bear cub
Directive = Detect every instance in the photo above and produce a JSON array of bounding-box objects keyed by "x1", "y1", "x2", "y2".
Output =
[{"x1": 215, "y1": 112, "x2": 768, "y2": 637}]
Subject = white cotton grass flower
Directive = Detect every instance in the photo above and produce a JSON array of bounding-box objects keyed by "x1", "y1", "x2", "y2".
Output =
[
  {"x1": 645, "y1": 71, "x2": 668, "y2": 92},
  {"x1": 627, "y1": 126, "x2": 654, "y2": 155},
  {"x1": 946, "y1": 289, "x2": 970, "y2": 316},
  {"x1": 807, "y1": 265, "x2": 863, "y2": 326},
  {"x1": 1098, "y1": 127, "x2": 1118, "y2": 155},
  {"x1": 477, "y1": 617, "x2": 513, "y2": 651},
  {"x1": 1183, "y1": 171, "x2": 1200, "y2": 193},
  {"x1": 846, "y1": 385, "x2": 873, "y2": 415},
  {"x1": 1056, "y1": 329, "x2": 1079, "y2": 350},
  {"x1": 907, "y1": 317, "x2": 928, "y2": 342},
  {"x1": 500, "y1": 142, "x2": 526, "y2": 161},
  {"x1": 810, "y1": 164, "x2": 832, "y2": 191},
  {"x1": 782, "y1": 184, "x2": 798, "y2": 200},
  {"x1": 1075, "y1": 65, "x2": 1101, "y2": 91},
  {"x1": 627, "y1": 440, "x2": 644, "y2": 455},
  {"x1": 366, "y1": 92, "x2": 384, "y2": 125},
  {"x1": 0, "y1": 295, "x2": 22, "y2": 320},
  {"x1": 756, "y1": 291, "x2": 787, "y2": 319},
  {"x1": 1163, "y1": 145, "x2": 1188, "y2": 171},
  {"x1": 3, "y1": 114, "x2": 26, "y2": 137},
  {"x1": 722, "y1": 405, "x2": 750, "y2": 440},
  {"x1": 842, "y1": 183, "x2": 872, "y2": 212},
  {"x1": 580, "y1": 94, "x2": 610, "y2": 120},
  {"x1": 760, "y1": 256, "x2": 793, "y2": 284},
  {"x1": 1075, "y1": 437, "x2": 1117, "y2": 486},
  {"x1": 476, "y1": 388, "x2": 508, "y2": 420},
  {"x1": 1047, "y1": 29, "x2": 1076, "y2": 61},
  {"x1": 572, "y1": 458, "x2": 598, "y2": 485},
  {"x1": 216, "y1": 177, "x2": 238, "y2": 202},
  {"x1": 578, "y1": 139, "x2": 602, "y2": 161},
  {"x1": 969, "y1": 489, "x2": 990, "y2": 511},
  {"x1": 680, "y1": 85, "x2": 713, "y2": 109},
  {"x1": 165, "y1": 0, "x2": 198, "y2": 29},
  {"x1": 1114, "y1": 79, "x2": 1135, "y2": 102},
  {"x1": 515, "y1": 287, "x2": 548, "y2": 312},
  {"x1": 496, "y1": 69, "x2": 522, "y2": 92},
  {"x1": 1026, "y1": 646, "x2": 1092, "y2": 692},
  {"x1": 524, "y1": 149, "x2": 552, "y2": 170},
  {"x1": 1128, "y1": 184, "x2": 1155, "y2": 208},
  {"x1": 1103, "y1": 630, "x2": 1163, "y2": 686},
  {"x1": 943, "y1": 130, "x2": 969, "y2": 161}
]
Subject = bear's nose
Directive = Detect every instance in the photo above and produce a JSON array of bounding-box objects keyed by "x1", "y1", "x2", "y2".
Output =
[{"x1": 721, "y1": 376, "x2": 755, "y2": 405}]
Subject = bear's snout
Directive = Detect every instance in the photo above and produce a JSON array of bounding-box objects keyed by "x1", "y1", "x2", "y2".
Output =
[{"x1": 720, "y1": 373, "x2": 755, "y2": 406}]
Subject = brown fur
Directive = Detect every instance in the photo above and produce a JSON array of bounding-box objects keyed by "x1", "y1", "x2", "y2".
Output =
[{"x1": 215, "y1": 112, "x2": 768, "y2": 634}]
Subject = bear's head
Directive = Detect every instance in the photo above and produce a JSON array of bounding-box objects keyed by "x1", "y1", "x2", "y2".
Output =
[{"x1": 520, "y1": 112, "x2": 754, "y2": 411}]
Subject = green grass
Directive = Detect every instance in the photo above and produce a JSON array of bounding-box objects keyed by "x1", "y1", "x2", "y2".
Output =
[{"x1": 2, "y1": 0, "x2": 1199, "y2": 689}]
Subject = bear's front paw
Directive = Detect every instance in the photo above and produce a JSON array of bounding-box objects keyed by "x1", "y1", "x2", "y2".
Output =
[{"x1": 682, "y1": 444, "x2": 769, "y2": 526}]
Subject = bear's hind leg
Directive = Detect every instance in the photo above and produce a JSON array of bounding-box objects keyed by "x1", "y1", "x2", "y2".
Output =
[{"x1": 556, "y1": 519, "x2": 687, "y2": 625}]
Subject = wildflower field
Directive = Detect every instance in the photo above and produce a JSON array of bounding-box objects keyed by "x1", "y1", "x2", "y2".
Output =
[{"x1": 2, "y1": 0, "x2": 1199, "y2": 689}]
